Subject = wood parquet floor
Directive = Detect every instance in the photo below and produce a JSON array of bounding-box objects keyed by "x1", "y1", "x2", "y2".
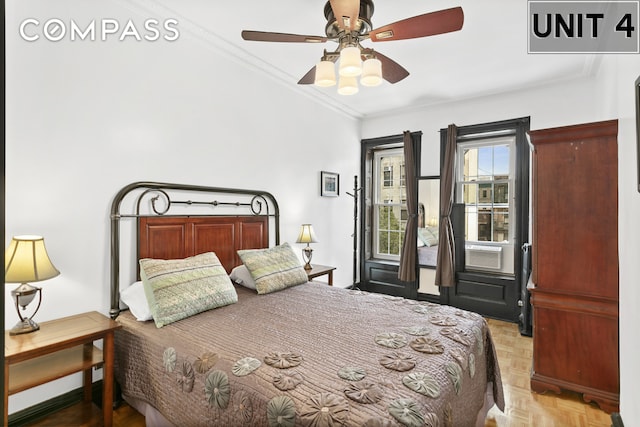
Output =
[
  {"x1": 24, "y1": 319, "x2": 613, "y2": 427},
  {"x1": 484, "y1": 318, "x2": 612, "y2": 427}
]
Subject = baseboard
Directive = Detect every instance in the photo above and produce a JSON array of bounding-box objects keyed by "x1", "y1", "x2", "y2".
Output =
[
  {"x1": 611, "y1": 412, "x2": 624, "y2": 427},
  {"x1": 8, "y1": 381, "x2": 103, "y2": 426}
]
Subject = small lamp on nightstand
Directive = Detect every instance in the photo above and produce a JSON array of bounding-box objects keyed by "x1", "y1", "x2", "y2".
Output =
[
  {"x1": 296, "y1": 224, "x2": 318, "y2": 271},
  {"x1": 5, "y1": 235, "x2": 60, "y2": 335}
]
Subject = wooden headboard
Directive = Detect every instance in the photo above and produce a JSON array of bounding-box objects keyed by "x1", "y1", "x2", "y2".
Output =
[
  {"x1": 138, "y1": 215, "x2": 269, "y2": 273},
  {"x1": 110, "y1": 181, "x2": 279, "y2": 319}
]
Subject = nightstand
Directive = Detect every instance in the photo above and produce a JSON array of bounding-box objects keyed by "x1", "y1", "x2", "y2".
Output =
[
  {"x1": 305, "y1": 264, "x2": 336, "y2": 286},
  {"x1": 4, "y1": 311, "x2": 122, "y2": 427}
]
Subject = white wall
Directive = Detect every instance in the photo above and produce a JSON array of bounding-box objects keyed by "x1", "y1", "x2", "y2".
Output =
[
  {"x1": 363, "y1": 63, "x2": 639, "y2": 422},
  {"x1": 594, "y1": 54, "x2": 640, "y2": 424},
  {"x1": 5, "y1": 1, "x2": 360, "y2": 413}
]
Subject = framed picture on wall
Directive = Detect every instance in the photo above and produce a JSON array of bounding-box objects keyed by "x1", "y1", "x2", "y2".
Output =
[{"x1": 321, "y1": 171, "x2": 339, "y2": 197}]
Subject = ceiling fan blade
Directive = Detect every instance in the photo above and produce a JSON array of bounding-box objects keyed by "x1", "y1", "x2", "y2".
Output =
[
  {"x1": 329, "y1": 0, "x2": 360, "y2": 31},
  {"x1": 242, "y1": 30, "x2": 328, "y2": 43},
  {"x1": 298, "y1": 67, "x2": 317, "y2": 85},
  {"x1": 375, "y1": 51, "x2": 410, "y2": 84},
  {"x1": 369, "y1": 7, "x2": 463, "y2": 42}
]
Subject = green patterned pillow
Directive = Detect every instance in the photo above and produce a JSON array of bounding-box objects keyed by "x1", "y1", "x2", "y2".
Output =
[
  {"x1": 140, "y1": 252, "x2": 238, "y2": 328},
  {"x1": 237, "y1": 243, "x2": 308, "y2": 295}
]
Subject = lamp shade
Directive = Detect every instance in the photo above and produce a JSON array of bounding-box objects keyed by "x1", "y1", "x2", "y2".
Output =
[
  {"x1": 5, "y1": 235, "x2": 60, "y2": 283},
  {"x1": 360, "y1": 58, "x2": 383, "y2": 87},
  {"x1": 339, "y1": 46, "x2": 362, "y2": 77},
  {"x1": 314, "y1": 60, "x2": 337, "y2": 87},
  {"x1": 296, "y1": 224, "x2": 318, "y2": 244},
  {"x1": 338, "y1": 75, "x2": 359, "y2": 95}
]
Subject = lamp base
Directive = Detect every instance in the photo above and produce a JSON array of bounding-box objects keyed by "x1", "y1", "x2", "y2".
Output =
[
  {"x1": 10, "y1": 317, "x2": 40, "y2": 335},
  {"x1": 302, "y1": 246, "x2": 314, "y2": 271}
]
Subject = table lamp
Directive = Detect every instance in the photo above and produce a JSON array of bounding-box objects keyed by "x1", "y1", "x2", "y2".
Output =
[
  {"x1": 296, "y1": 224, "x2": 318, "y2": 270},
  {"x1": 5, "y1": 235, "x2": 60, "y2": 335}
]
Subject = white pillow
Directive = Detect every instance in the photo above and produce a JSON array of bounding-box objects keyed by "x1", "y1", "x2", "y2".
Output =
[
  {"x1": 120, "y1": 281, "x2": 153, "y2": 321},
  {"x1": 229, "y1": 264, "x2": 257, "y2": 290}
]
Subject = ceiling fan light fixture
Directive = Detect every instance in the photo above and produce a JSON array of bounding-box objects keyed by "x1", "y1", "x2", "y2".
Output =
[
  {"x1": 338, "y1": 46, "x2": 362, "y2": 77},
  {"x1": 338, "y1": 75, "x2": 359, "y2": 95},
  {"x1": 314, "y1": 60, "x2": 337, "y2": 87},
  {"x1": 360, "y1": 57, "x2": 382, "y2": 86}
]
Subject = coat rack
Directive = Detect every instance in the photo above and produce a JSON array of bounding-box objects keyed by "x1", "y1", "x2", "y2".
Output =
[{"x1": 345, "y1": 175, "x2": 361, "y2": 289}]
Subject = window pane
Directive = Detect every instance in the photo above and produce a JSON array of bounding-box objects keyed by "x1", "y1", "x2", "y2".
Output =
[
  {"x1": 463, "y1": 148, "x2": 477, "y2": 181},
  {"x1": 378, "y1": 206, "x2": 391, "y2": 255},
  {"x1": 479, "y1": 183, "x2": 492, "y2": 203},
  {"x1": 463, "y1": 183, "x2": 477, "y2": 204},
  {"x1": 464, "y1": 205, "x2": 478, "y2": 241},
  {"x1": 494, "y1": 182, "x2": 509, "y2": 204},
  {"x1": 379, "y1": 230, "x2": 390, "y2": 254},
  {"x1": 493, "y1": 208, "x2": 509, "y2": 242},
  {"x1": 494, "y1": 145, "x2": 510, "y2": 176},
  {"x1": 377, "y1": 205, "x2": 403, "y2": 256},
  {"x1": 477, "y1": 146, "x2": 493, "y2": 180},
  {"x1": 477, "y1": 207, "x2": 492, "y2": 241}
]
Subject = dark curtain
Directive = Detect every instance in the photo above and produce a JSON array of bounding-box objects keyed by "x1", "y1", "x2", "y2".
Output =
[
  {"x1": 398, "y1": 131, "x2": 417, "y2": 282},
  {"x1": 435, "y1": 124, "x2": 457, "y2": 287}
]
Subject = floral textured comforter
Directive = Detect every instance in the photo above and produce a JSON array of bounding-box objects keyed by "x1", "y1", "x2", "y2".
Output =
[{"x1": 114, "y1": 283, "x2": 504, "y2": 426}]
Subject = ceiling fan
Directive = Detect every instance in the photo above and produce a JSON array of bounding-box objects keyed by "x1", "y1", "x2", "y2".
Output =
[{"x1": 241, "y1": 0, "x2": 463, "y2": 93}]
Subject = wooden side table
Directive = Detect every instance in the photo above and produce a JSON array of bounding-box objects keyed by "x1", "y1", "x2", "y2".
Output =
[
  {"x1": 4, "y1": 311, "x2": 122, "y2": 427},
  {"x1": 306, "y1": 264, "x2": 336, "y2": 286}
]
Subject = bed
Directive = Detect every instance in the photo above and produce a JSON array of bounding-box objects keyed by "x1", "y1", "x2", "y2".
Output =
[
  {"x1": 417, "y1": 226, "x2": 439, "y2": 268},
  {"x1": 109, "y1": 182, "x2": 504, "y2": 427}
]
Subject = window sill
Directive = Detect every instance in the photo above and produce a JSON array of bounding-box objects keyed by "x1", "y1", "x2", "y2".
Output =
[{"x1": 368, "y1": 258, "x2": 400, "y2": 267}]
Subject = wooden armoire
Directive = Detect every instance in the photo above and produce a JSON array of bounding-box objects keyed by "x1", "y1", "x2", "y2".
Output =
[{"x1": 529, "y1": 119, "x2": 619, "y2": 413}]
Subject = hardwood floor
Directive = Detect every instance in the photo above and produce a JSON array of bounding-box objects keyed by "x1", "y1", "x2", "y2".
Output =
[
  {"x1": 20, "y1": 401, "x2": 144, "y2": 427},
  {"x1": 484, "y1": 318, "x2": 612, "y2": 427},
  {"x1": 23, "y1": 319, "x2": 612, "y2": 427}
]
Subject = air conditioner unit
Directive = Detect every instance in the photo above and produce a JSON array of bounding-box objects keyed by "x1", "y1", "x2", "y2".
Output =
[{"x1": 465, "y1": 245, "x2": 502, "y2": 270}]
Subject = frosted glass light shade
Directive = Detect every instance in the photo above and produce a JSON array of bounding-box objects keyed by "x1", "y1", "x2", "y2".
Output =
[
  {"x1": 339, "y1": 46, "x2": 362, "y2": 77},
  {"x1": 360, "y1": 58, "x2": 383, "y2": 87},
  {"x1": 314, "y1": 60, "x2": 336, "y2": 87},
  {"x1": 338, "y1": 76, "x2": 359, "y2": 95}
]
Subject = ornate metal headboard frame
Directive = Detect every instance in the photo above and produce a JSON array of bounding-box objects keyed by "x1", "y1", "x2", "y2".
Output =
[{"x1": 109, "y1": 181, "x2": 280, "y2": 319}]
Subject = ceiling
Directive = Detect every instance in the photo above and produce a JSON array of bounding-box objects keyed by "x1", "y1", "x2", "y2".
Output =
[{"x1": 147, "y1": 0, "x2": 599, "y2": 119}]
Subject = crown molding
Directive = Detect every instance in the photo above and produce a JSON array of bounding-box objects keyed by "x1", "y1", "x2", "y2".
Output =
[{"x1": 113, "y1": 0, "x2": 362, "y2": 122}]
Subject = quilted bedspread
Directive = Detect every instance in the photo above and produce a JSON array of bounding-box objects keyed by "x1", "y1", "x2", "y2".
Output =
[{"x1": 114, "y1": 282, "x2": 504, "y2": 426}]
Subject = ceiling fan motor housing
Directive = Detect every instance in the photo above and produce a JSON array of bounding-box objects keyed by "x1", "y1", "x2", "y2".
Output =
[{"x1": 323, "y1": 0, "x2": 374, "y2": 39}]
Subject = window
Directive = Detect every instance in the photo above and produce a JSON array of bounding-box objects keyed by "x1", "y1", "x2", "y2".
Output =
[
  {"x1": 360, "y1": 131, "x2": 422, "y2": 298},
  {"x1": 374, "y1": 148, "x2": 406, "y2": 260},
  {"x1": 440, "y1": 118, "x2": 529, "y2": 319},
  {"x1": 457, "y1": 135, "x2": 516, "y2": 274},
  {"x1": 458, "y1": 137, "x2": 514, "y2": 243},
  {"x1": 383, "y1": 166, "x2": 393, "y2": 187}
]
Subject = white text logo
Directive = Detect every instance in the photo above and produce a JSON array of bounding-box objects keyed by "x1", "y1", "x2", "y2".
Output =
[{"x1": 19, "y1": 18, "x2": 180, "y2": 42}]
